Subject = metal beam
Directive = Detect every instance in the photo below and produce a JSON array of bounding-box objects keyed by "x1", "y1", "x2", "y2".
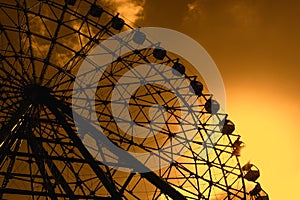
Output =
[
  {"x1": 45, "y1": 101, "x2": 122, "y2": 200},
  {"x1": 0, "y1": 100, "x2": 31, "y2": 146},
  {"x1": 0, "y1": 188, "x2": 111, "y2": 199},
  {"x1": 50, "y1": 96, "x2": 186, "y2": 200},
  {"x1": 26, "y1": 131, "x2": 75, "y2": 199},
  {"x1": 26, "y1": 129, "x2": 58, "y2": 200},
  {"x1": 0, "y1": 101, "x2": 31, "y2": 166},
  {"x1": 5, "y1": 151, "x2": 105, "y2": 164},
  {"x1": 0, "y1": 131, "x2": 22, "y2": 200},
  {"x1": 140, "y1": 172, "x2": 186, "y2": 200}
]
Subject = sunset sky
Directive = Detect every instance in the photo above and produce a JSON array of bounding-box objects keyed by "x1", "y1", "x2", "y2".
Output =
[
  {"x1": 110, "y1": 0, "x2": 300, "y2": 199},
  {"x1": 1, "y1": 0, "x2": 299, "y2": 199}
]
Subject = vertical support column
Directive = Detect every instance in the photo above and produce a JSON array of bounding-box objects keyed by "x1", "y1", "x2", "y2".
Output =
[
  {"x1": 46, "y1": 100, "x2": 122, "y2": 200},
  {"x1": 27, "y1": 131, "x2": 75, "y2": 199},
  {"x1": 26, "y1": 130, "x2": 58, "y2": 200}
]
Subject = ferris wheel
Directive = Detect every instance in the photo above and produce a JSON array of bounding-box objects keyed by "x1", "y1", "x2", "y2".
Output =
[{"x1": 0, "y1": 0, "x2": 269, "y2": 199}]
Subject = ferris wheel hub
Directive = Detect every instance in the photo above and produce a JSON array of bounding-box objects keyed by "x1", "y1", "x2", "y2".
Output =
[{"x1": 22, "y1": 84, "x2": 51, "y2": 104}]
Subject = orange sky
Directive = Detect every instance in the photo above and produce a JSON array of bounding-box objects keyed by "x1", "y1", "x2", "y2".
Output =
[
  {"x1": 115, "y1": 0, "x2": 300, "y2": 199},
  {"x1": 0, "y1": 1, "x2": 298, "y2": 199}
]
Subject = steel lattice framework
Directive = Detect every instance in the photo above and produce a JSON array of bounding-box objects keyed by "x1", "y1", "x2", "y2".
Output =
[{"x1": 0, "y1": 0, "x2": 269, "y2": 199}]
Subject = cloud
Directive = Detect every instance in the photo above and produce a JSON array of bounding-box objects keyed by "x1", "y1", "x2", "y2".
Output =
[
  {"x1": 138, "y1": 0, "x2": 194, "y2": 30},
  {"x1": 228, "y1": 1, "x2": 260, "y2": 29},
  {"x1": 183, "y1": 0, "x2": 262, "y2": 30},
  {"x1": 104, "y1": 0, "x2": 145, "y2": 25},
  {"x1": 187, "y1": 2, "x2": 197, "y2": 11},
  {"x1": 184, "y1": 1, "x2": 205, "y2": 23}
]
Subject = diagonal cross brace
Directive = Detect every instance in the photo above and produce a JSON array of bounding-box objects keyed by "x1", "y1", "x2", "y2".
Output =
[
  {"x1": 49, "y1": 96, "x2": 186, "y2": 200},
  {"x1": 46, "y1": 101, "x2": 122, "y2": 200},
  {"x1": 26, "y1": 129, "x2": 75, "y2": 199}
]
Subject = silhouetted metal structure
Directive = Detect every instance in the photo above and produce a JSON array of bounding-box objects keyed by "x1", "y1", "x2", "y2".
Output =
[{"x1": 0, "y1": 0, "x2": 268, "y2": 199}]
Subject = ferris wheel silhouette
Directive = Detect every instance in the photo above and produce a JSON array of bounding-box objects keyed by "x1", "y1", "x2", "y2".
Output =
[{"x1": 0, "y1": 0, "x2": 269, "y2": 199}]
